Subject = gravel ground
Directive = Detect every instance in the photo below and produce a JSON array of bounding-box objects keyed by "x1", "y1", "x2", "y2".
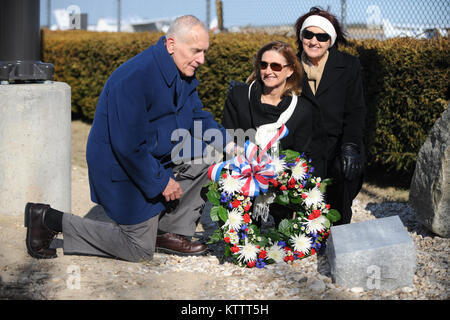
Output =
[
  {"x1": 0, "y1": 164, "x2": 448, "y2": 301},
  {"x1": 0, "y1": 121, "x2": 448, "y2": 300}
]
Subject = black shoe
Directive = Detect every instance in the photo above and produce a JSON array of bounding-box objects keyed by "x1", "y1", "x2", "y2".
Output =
[{"x1": 24, "y1": 203, "x2": 58, "y2": 259}]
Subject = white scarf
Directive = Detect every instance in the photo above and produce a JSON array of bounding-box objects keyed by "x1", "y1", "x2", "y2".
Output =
[
  {"x1": 248, "y1": 81, "x2": 299, "y2": 221},
  {"x1": 248, "y1": 81, "x2": 299, "y2": 154}
]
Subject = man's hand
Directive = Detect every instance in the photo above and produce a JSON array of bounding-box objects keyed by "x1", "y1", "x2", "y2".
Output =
[
  {"x1": 225, "y1": 141, "x2": 244, "y2": 156},
  {"x1": 162, "y1": 178, "x2": 183, "y2": 202}
]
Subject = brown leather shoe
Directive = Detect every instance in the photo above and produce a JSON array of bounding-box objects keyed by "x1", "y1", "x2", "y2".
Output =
[
  {"x1": 156, "y1": 233, "x2": 208, "y2": 256},
  {"x1": 25, "y1": 203, "x2": 58, "y2": 259}
]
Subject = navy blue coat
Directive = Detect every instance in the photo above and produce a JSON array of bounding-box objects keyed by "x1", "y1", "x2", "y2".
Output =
[{"x1": 86, "y1": 36, "x2": 229, "y2": 225}]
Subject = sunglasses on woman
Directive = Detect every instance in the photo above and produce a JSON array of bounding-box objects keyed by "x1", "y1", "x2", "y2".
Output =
[
  {"x1": 302, "y1": 29, "x2": 331, "y2": 42},
  {"x1": 260, "y1": 61, "x2": 291, "y2": 72}
]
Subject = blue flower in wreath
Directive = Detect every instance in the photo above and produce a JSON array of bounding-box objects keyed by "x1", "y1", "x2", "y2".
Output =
[
  {"x1": 277, "y1": 241, "x2": 286, "y2": 247},
  {"x1": 256, "y1": 258, "x2": 266, "y2": 269},
  {"x1": 220, "y1": 192, "x2": 232, "y2": 203}
]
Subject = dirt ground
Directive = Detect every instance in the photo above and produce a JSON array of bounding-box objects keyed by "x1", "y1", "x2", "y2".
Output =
[{"x1": 1, "y1": 120, "x2": 433, "y2": 301}]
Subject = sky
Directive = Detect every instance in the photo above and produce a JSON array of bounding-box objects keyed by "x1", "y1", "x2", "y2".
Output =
[{"x1": 40, "y1": 0, "x2": 449, "y2": 29}]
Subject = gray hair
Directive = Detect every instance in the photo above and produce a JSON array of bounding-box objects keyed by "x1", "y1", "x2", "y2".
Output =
[{"x1": 165, "y1": 15, "x2": 207, "y2": 41}]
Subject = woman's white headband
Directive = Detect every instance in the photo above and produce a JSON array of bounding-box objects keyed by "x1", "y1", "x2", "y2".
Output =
[{"x1": 300, "y1": 15, "x2": 337, "y2": 46}]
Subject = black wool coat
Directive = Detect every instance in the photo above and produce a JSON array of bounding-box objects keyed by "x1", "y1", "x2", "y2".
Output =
[
  {"x1": 299, "y1": 46, "x2": 366, "y2": 162},
  {"x1": 222, "y1": 80, "x2": 328, "y2": 178}
]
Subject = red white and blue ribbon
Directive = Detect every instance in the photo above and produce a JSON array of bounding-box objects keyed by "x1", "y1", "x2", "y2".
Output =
[{"x1": 208, "y1": 124, "x2": 289, "y2": 197}]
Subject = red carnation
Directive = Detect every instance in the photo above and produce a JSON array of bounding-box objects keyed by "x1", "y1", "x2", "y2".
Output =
[
  {"x1": 243, "y1": 213, "x2": 251, "y2": 223},
  {"x1": 231, "y1": 199, "x2": 241, "y2": 208},
  {"x1": 244, "y1": 203, "x2": 251, "y2": 212},
  {"x1": 308, "y1": 209, "x2": 321, "y2": 220},
  {"x1": 224, "y1": 237, "x2": 230, "y2": 243},
  {"x1": 326, "y1": 204, "x2": 331, "y2": 209},
  {"x1": 247, "y1": 261, "x2": 256, "y2": 268},
  {"x1": 302, "y1": 193, "x2": 308, "y2": 199},
  {"x1": 269, "y1": 178, "x2": 279, "y2": 187},
  {"x1": 230, "y1": 245, "x2": 239, "y2": 253},
  {"x1": 311, "y1": 249, "x2": 316, "y2": 255},
  {"x1": 280, "y1": 185, "x2": 287, "y2": 191},
  {"x1": 222, "y1": 173, "x2": 227, "y2": 179},
  {"x1": 288, "y1": 178, "x2": 296, "y2": 189},
  {"x1": 259, "y1": 250, "x2": 267, "y2": 259}
]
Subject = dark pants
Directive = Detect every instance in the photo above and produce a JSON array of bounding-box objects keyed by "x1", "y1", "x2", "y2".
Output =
[{"x1": 325, "y1": 155, "x2": 364, "y2": 225}]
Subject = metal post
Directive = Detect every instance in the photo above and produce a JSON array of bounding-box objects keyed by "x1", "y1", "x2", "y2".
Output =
[
  {"x1": 216, "y1": 0, "x2": 224, "y2": 31},
  {"x1": 206, "y1": 0, "x2": 210, "y2": 30},
  {"x1": 117, "y1": 0, "x2": 121, "y2": 32},
  {"x1": 47, "y1": 0, "x2": 51, "y2": 28},
  {"x1": 341, "y1": 0, "x2": 347, "y2": 33},
  {"x1": 0, "y1": 0, "x2": 54, "y2": 82}
]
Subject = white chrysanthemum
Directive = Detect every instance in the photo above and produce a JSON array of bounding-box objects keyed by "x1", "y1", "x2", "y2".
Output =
[
  {"x1": 236, "y1": 241, "x2": 259, "y2": 263},
  {"x1": 267, "y1": 244, "x2": 286, "y2": 263},
  {"x1": 303, "y1": 186, "x2": 324, "y2": 208},
  {"x1": 305, "y1": 215, "x2": 327, "y2": 234},
  {"x1": 221, "y1": 175, "x2": 244, "y2": 194},
  {"x1": 222, "y1": 208, "x2": 243, "y2": 231},
  {"x1": 271, "y1": 157, "x2": 287, "y2": 175},
  {"x1": 290, "y1": 234, "x2": 312, "y2": 254},
  {"x1": 291, "y1": 160, "x2": 308, "y2": 180}
]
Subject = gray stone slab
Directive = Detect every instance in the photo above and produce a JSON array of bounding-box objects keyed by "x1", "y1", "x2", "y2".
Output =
[{"x1": 326, "y1": 216, "x2": 416, "y2": 290}]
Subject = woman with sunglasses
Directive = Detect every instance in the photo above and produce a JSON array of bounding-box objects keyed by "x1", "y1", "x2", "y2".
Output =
[
  {"x1": 295, "y1": 7, "x2": 366, "y2": 225},
  {"x1": 222, "y1": 41, "x2": 328, "y2": 227}
]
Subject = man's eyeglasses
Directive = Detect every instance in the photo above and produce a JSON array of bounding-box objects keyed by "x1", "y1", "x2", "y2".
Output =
[
  {"x1": 260, "y1": 61, "x2": 291, "y2": 72},
  {"x1": 302, "y1": 29, "x2": 331, "y2": 42}
]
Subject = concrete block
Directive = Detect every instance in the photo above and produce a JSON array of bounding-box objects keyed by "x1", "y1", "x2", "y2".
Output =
[
  {"x1": 0, "y1": 82, "x2": 71, "y2": 216},
  {"x1": 326, "y1": 216, "x2": 416, "y2": 290}
]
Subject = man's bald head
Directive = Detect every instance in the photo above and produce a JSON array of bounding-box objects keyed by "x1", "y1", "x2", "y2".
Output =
[{"x1": 165, "y1": 15, "x2": 209, "y2": 77}]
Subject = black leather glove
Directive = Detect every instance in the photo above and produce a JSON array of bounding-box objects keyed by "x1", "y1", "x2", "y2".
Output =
[{"x1": 341, "y1": 142, "x2": 362, "y2": 181}]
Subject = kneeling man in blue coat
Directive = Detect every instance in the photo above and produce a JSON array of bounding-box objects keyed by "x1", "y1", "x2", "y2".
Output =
[{"x1": 24, "y1": 15, "x2": 237, "y2": 261}]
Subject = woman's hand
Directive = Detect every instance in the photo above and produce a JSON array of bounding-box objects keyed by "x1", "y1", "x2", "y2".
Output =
[{"x1": 341, "y1": 143, "x2": 363, "y2": 180}]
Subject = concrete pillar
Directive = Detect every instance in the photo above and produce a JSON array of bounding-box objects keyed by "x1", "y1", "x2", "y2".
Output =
[{"x1": 0, "y1": 82, "x2": 71, "y2": 216}]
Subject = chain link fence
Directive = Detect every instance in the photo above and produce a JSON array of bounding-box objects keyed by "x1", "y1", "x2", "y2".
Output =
[
  {"x1": 217, "y1": 0, "x2": 449, "y2": 39},
  {"x1": 42, "y1": 0, "x2": 449, "y2": 39}
]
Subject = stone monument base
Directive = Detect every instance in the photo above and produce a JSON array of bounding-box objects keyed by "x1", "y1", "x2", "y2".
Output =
[
  {"x1": 0, "y1": 82, "x2": 71, "y2": 216},
  {"x1": 326, "y1": 216, "x2": 416, "y2": 290}
]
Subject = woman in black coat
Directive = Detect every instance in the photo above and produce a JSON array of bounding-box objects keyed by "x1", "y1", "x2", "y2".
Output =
[
  {"x1": 222, "y1": 41, "x2": 328, "y2": 225},
  {"x1": 294, "y1": 7, "x2": 366, "y2": 225}
]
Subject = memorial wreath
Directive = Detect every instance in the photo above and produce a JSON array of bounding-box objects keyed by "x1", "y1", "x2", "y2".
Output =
[{"x1": 205, "y1": 124, "x2": 341, "y2": 268}]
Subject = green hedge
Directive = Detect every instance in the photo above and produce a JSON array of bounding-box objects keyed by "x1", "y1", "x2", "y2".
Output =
[{"x1": 42, "y1": 30, "x2": 449, "y2": 177}]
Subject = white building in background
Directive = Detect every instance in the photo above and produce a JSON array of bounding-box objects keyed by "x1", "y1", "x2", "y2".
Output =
[
  {"x1": 51, "y1": 9, "x2": 220, "y2": 34},
  {"x1": 51, "y1": 8, "x2": 172, "y2": 33},
  {"x1": 382, "y1": 18, "x2": 448, "y2": 39}
]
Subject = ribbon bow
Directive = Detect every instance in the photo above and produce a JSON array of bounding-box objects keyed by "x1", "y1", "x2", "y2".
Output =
[{"x1": 208, "y1": 124, "x2": 289, "y2": 197}]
